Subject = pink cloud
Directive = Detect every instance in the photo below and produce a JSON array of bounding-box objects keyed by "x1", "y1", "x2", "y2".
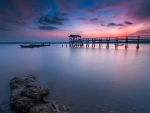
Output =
[{"x1": 88, "y1": 1, "x2": 129, "y2": 13}]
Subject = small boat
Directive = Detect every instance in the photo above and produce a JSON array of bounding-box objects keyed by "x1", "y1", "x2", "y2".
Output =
[
  {"x1": 20, "y1": 44, "x2": 51, "y2": 48},
  {"x1": 20, "y1": 45, "x2": 33, "y2": 48},
  {"x1": 39, "y1": 44, "x2": 51, "y2": 46},
  {"x1": 30, "y1": 44, "x2": 40, "y2": 47},
  {"x1": 114, "y1": 44, "x2": 124, "y2": 46}
]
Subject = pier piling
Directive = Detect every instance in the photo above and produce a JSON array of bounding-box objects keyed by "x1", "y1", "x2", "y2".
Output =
[
  {"x1": 115, "y1": 37, "x2": 118, "y2": 49},
  {"x1": 136, "y1": 36, "x2": 140, "y2": 49},
  {"x1": 106, "y1": 38, "x2": 110, "y2": 48},
  {"x1": 125, "y1": 37, "x2": 128, "y2": 49}
]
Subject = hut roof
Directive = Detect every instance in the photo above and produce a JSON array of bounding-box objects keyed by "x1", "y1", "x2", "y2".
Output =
[{"x1": 69, "y1": 35, "x2": 81, "y2": 37}]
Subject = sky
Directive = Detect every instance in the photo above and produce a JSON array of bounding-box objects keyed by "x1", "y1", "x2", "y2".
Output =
[{"x1": 0, "y1": 0, "x2": 150, "y2": 41}]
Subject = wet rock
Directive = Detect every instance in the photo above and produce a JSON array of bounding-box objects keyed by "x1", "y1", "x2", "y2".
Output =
[
  {"x1": 26, "y1": 82, "x2": 36, "y2": 87},
  {"x1": 10, "y1": 96, "x2": 34, "y2": 113},
  {"x1": 52, "y1": 101, "x2": 60, "y2": 112},
  {"x1": 10, "y1": 75, "x2": 36, "y2": 96},
  {"x1": 9, "y1": 75, "x2": 69, "y2": 113},
  {"x1": 21, "y1": 87, "x2": 41, "y2": 100},
  {"x1": 51, "y1": 101, "x2": 70, "y2": 113},
  {"x1": 61, "y1": 106, "x2": 70, "y2": 112},
  {"x1": 40, "y1": 88, "x2": 50, "y2": 96},
  {"x1": 21, "y1": 87, "x2": 50, "y2": 100},
  {"x1": 29, "y1": 105, "x2": 51, "y2": 113},
  {"x1": 10, "y1": 77, "x2": 24, "y2": 90},
  {"x1": 43, "y1": 97, "x2": 49, "y2": 103}
]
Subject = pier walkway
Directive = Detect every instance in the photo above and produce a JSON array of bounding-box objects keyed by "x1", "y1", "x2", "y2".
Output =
[{"x1": 69, "y1": 35, "x2": 150, "y2": 49}]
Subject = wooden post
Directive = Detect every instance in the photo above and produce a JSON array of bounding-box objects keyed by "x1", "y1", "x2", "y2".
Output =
[
  {"x1": 86, "y1": 39, "x2": 87, "y2": 48},
  {"x1": 92, "y1": 38, "x2": 93, "y2": 48},
  {"x1": 69, "y1": 38, "x2": 71, "y2": 47},
  {"x1": 106, "y1": 38, "x2": 110, "y2": 48},
  {"x1": 136, "y1": 36, "x2": 140, "y2": 49},
  {"x1": 88, "y1": 39, "x2": 89, "y2": 47},
  {"x1": 125, "y1": 36, "x2": 128, "y2": 49},
  {"x1": 76, "y1": 37, "x2": 77, "y2": 47},
  {"x1": 99, "y1": 38, "x2": 100, "y2": 47},
  {"x1": 94, "y1": 38, "x2": 95, "y2": 48},
  {"x1": 115, "y1": 37, "x2": 118, "y2": 49}
]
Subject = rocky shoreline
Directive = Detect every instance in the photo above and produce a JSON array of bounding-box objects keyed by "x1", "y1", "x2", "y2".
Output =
[{"x1": 8, "y1": 75, "x2": 70, "y2": 113}]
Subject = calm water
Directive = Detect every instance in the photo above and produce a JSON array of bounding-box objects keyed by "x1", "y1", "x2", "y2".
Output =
[{"x1": 0, "y1": 44, "x2": 150, "y2": 113}]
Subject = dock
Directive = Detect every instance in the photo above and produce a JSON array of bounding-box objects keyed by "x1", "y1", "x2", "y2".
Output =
[{"x1": 69, "y1": 35, "x2": 150, "y2": 49}]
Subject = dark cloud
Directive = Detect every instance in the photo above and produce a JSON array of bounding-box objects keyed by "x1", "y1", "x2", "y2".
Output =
[
  {"x1": 78, "y1": 17, "x2": 88, "y2": 21},
  {"x1": 124, "y1": 21, "x2": 133, "y2": 25},
  {"x1": 0, "y1": 26, "x2": 7, "y2": 31},
  {"x1": 127, "y1": 0, "x2": 150, "y2": 20},
  {"x1": 90, "y1": 18, "x2": 99, "y2": 21},
  {"x1": 108, "y1": 23, "x2": 123, "y2": 26},
  {"x1": 0, "y1": 26, "x2": 12, "y2": 31},
  {"x1": 38, "y1": 26, "x2": 58, "y2": 31},
  {"x1": 38, "y1": 13, "x2": 69, "y2": 25},
  {"x1": 0, "y1": 0, "x2": 51, "y2": 29}
]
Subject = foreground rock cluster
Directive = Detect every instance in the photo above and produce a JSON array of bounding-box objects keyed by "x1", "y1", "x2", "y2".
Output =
[{"x1": 9, "y1": 75, "x2": 70, "y2": 113}]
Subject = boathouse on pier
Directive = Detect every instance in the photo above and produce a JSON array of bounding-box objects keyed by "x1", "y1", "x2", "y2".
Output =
[{"x1": 69, "y1": 35, "x2": 83, "y2": 47}]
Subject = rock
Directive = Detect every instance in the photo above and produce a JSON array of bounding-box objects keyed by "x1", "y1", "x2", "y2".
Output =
[
  {"x1": 43, "y1": 97, "x2": 49, "y2": 103},
  {"x1": 29, "y1": 105, "x2": 51, "y2": 113},
  {"x1": 9, "y1": 75, "x2": 69, "y2": 113},
  {"x1": 52, "y1": 101, "x2": 60, "y2": 112},
  {"x1": 10, "y1": 75, "x2": 36, "y2": 96},
  {"x1": 21, "y1": 87, "x2": 41, "y2": 100},
  {"x1": 10, "y1": 77, "x2": 24, "y2": 90},
  {"x1": 21, "y1": 87, "x2": 50, "y2": 101},
  {"x1": 40, "y1": 88, "x2": 50, "y2": 96},
  {"x1": 61, "y1": 106, "x2": 70, "y2": 112},
  {"x1": 26, "y1": 82, "x2": 36, "y2": 87},
  {"x1": 10, "y1": 96, "x2": 34, "y2": 113}
]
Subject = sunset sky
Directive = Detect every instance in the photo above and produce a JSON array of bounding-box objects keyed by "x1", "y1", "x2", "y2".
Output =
[{"x1": 0, "y1": 0, "x2": 150, "y2": 41}]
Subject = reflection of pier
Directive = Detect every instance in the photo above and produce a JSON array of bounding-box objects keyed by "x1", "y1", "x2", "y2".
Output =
[{"x1": 69, "y1": 35, "x2": 150, "y2": 49}]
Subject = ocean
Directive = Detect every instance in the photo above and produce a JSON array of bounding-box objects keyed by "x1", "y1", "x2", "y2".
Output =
[{"x1": 0, "y1": 44, "x2": 150, "y2": 113}]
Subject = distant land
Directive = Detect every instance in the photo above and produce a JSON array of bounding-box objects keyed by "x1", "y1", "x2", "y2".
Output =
[{"x1": 0, "y1": 40, "x2": 150, "y2": 44}]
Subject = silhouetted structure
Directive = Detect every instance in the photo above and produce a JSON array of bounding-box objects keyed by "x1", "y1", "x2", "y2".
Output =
[
  {"x1": 69, "y1": 35, "x2": 84, "y2": 47},
  {"x1": 69, "y1": 35, "x2": 150, "y2": 49}
]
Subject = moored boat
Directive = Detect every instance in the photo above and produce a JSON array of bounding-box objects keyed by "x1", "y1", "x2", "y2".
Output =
[
  {"x1": 39, "y1": 44, "x2": 51, "y2": 46},
  {"x1": 20, "y1": 45, "x2": 33, "y2": 48}
]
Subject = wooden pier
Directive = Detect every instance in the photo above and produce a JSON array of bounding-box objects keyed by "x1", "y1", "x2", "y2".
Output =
[{"x1": 69, "y1": 35, "x2": 150, "y2": 49}]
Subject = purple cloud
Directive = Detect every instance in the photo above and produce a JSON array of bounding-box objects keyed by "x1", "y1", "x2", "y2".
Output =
[
  {"x1": 0, "y1": 0, "x2": 51, "y2": 29},
  {"x1": 38, "y1": 26, "x2": 58, "y2": 31},
  {"x1": 38, "y1": 13, "x2": 69, "y2": 25},
  {"x1": 127, "y1": 0, "x2": 150, "y2": 21},
  {"x1": 124, "y1": 21, "x2": 133, "y2": 25},
  {"x1": 108, "y1": 23, "x2": 123, "y2": 27},
  {"x1": 88, "y1": 1, "x2": 129, "y2": 13}
]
